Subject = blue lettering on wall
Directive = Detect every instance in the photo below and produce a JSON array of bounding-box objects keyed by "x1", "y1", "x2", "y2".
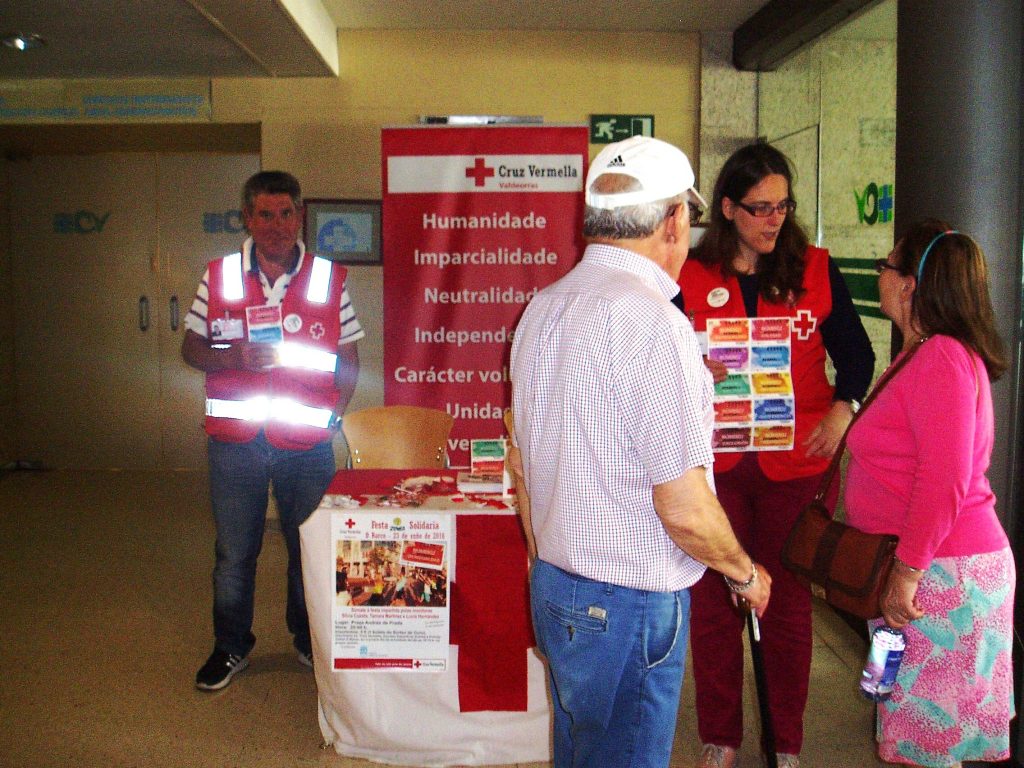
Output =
[
  {"x1": 202, "y1": 210, "x2": 245, "y2": 234},
  {"x1": 53, "y1": 210, "x2": 111, "y2": 234}
]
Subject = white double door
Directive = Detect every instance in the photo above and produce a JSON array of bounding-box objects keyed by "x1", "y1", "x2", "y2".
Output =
[{"x1": 10, "y1": 152, "x2": 259, "y2": 469}]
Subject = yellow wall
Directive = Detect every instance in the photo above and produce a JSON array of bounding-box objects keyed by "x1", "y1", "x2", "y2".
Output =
[
  {"x1": 214, "y1": 29, "x2": 700, "y2": 199},
  {"x1": 0, "y1": 29, "x2": 700, "y2": 462},
  {"x1": 0, "y1": 162, "x2": 10, "y2": 465},
  {"x1": 213, "y1": 29, "x2": 701, "y2": 413}
]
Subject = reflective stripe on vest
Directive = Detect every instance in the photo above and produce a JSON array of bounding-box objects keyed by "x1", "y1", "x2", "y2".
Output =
[
  {"x1": 220, "y1": 252, "x2": 332, "y2": 304},
  {"x1": 205, "y1": 396, "x2": 334, "y2": 429},
  {"x1": 307, "y1": 256, "x2": 332, "y2": 304},
  {"x1": 277, "y1": 342, "x2": 337, "y2": 373},
  {"x1": 222, "y1": 252, "x2": 244, "y2": 300}
]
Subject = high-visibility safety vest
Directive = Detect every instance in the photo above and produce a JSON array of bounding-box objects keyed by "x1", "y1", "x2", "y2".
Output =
[
  {"x1": 204, "y1": 244, "x2": 347, "y2": 450},
  {"x1": 678, "y1": 246, "x2": 834, "y2": 481}
]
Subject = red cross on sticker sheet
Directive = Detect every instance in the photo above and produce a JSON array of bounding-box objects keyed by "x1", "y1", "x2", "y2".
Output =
[
  {"x1": 465, "y1": 157, "x2": 495, "y2": 186},
  {"x1": 793, "y1": 309, "x2": 817, "y2": 340}
]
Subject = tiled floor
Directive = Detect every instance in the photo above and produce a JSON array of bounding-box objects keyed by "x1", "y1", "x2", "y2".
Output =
[{"x1": 0, "y1": 469, "x2": 886, "y2": 767}]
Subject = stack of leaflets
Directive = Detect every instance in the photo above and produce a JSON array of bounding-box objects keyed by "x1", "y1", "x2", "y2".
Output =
[{"x1": 456, "y1": 439, "x2": 507, "y2": 494}]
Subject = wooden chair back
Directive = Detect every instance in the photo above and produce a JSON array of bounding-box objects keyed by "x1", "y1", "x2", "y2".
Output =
[{"x1": 342, "y1": 405, "x2": 454, "y2": 469}]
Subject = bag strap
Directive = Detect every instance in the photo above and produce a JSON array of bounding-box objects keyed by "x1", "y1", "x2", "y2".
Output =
[{"x1": 813, "y1": 336, "x2": 929, "y2": 503}]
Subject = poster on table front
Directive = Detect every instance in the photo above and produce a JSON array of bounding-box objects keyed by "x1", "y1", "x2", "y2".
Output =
[
  {"x1": 707, "y1": 317, "x2": 796, "y2": 452},
  {"x1": 331, "y1": 511, "x2": 452, "y2": 671},
  {"x1": 382, "y1": 125, "x2": 588, "y2": 467}
]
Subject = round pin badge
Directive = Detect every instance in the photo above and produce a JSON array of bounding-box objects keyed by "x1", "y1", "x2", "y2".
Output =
[
  {"x1": 707, "y1": 287, "x2": 730, "y2": 308},
  {"x1": 283, "y1": 313, "x2": 303, "y2": 333}
]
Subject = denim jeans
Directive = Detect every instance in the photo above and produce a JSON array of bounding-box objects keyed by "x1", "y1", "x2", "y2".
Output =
[
  {"x1": 530, "y1": 560, "x2": 690, "y2": 768},
  {"x1": 208, "y1": 433, "x2": 335, "y2": 658}
]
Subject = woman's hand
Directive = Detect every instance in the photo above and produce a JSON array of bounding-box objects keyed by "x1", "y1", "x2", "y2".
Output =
[
  {"x1": 803, "y1": 400, "x2": 855, "y2": 458},
  {"x1": 703, "y1": 356, "x2": 729, "y2": 383},
  {"x1": 880, "y1": 561, "x2": 925, "y2": 629}
]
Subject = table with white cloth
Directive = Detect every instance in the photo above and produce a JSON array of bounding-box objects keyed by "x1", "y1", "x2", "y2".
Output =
[{"x1": 300, "y1": 468, "x2": 551, "y2": 767}]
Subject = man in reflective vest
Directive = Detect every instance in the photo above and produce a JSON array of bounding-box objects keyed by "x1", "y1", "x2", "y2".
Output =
[{"x1": 182, "y1": 171, "x2": 363, "y2": 691}]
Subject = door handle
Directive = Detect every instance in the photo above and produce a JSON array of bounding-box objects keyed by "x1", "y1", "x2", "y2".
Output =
[
  {"x1": 170, "y1": 295, "x2": 180, "y2": 332},
  {"x1": 139, "y1": 295, "x2": 150, "y2": 332}
]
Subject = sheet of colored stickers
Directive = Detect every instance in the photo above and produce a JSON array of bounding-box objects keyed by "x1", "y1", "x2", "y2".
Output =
[{"x1": 706, "y1": 317, "x2": 794, "y2": 452}]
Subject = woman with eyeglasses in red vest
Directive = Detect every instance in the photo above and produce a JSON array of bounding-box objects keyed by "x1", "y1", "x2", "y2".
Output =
[{"x1": 677, "y1": 143, "x2": 874, "y2": 768}]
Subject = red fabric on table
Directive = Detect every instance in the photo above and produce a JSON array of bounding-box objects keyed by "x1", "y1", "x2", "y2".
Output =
[
  {"x1": 450, "y1": 515, "x2": 534, "y2": 712},
  {"x1": 326, "y1": 468, "x2": 435, "y2": 497}
]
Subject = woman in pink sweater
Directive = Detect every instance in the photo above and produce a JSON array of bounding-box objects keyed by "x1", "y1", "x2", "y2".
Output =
[{"x1": 844, "y1": 219, "x2": 1013, "y2": 768}]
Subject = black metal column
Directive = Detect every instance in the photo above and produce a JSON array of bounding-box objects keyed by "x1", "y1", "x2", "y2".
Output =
[{"x1": 896, "y1": 2, "x2": 1023, "y2": 764}]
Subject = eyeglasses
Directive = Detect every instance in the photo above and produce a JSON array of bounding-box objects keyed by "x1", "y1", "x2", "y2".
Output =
[
  {"x1": 687, "y1": 202, "x2": 704, "y2": 225},
  {"x1": 873, "y1": 258, "x2": 901, "y2": 274},
  {"x1": 734, "y1": 199, "x2": 797, "y2": 218}
]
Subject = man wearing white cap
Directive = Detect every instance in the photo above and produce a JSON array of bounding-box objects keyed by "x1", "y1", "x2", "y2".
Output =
[{"x1": 510, "y1": 135, "x2": 772, "y2": 768}]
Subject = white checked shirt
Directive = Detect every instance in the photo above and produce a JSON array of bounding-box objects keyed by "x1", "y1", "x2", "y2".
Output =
[{"x1": 510, "y1": 244, "x2": 715, "y2": 592}]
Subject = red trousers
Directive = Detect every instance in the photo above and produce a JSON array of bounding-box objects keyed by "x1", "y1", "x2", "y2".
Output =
[{"x1": 690, "y1": 453, "x2": 835, "y2": 755}]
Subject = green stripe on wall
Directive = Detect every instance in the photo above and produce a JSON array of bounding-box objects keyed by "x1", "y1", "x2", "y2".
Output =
[
  {"x1": 852, "y1": 302, "x2": 886, "y2": 320},
  {"x1": 837, "y1": 259, "x2": 883, "y2": 320},
  {"x1": 843, "y1": 272, "x2": 880, "y2": 304}
]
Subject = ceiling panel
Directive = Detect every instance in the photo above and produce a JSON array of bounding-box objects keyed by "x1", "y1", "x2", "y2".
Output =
[
  {"x1": 322, "y1": 0, "x2": 768, "y2": 33},
  {"x1": 0, "y1": 0, "x2": 770, "y2": 80}
]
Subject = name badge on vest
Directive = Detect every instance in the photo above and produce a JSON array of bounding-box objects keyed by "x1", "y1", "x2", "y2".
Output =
[
  {"x1": 246, "y1": 305, "x2": 284, "y2": 344},
  {"x1": 211, "y1": 313, "x2": 244, "y2": 341}
]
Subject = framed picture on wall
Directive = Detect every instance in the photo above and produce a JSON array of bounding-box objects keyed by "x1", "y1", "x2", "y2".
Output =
[{"x1": 303, "y1": 199, "x2": 382, "y2": 264}]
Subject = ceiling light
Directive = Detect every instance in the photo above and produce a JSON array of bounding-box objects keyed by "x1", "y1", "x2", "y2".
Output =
[{"x1": 2, "y1": 33, "x2": 46, "y2": 52}]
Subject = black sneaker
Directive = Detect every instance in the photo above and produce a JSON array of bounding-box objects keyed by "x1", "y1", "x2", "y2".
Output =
[
  {"x1": 195, "y1": 649, "x2": 249, "y2": 691},
  {"x1": 297, "y1": 650, "x2": 313, "y2": 669}
]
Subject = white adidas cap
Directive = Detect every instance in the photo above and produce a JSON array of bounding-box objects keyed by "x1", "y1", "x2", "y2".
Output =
[{"x1": 585, "y1": 135, "x2": 707, "y2": 211}]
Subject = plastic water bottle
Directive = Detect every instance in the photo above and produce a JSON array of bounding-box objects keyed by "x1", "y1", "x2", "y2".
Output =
[{"x1": 860, "y1": 625, "x2": 905, "y2": 701}]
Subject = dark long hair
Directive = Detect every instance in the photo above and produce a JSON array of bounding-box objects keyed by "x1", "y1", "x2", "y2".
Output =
[
  {"x1": 895, "y1": 218, "x2": 1007, "y2": 380},
  {"x1": 691, "y1": 142, "x2": 809, "y2": 304}
]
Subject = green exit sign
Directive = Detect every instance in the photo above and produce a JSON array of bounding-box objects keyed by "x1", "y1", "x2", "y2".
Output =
[{"x1": 589, "y1": 114, "x2": 654, "y2": 143}]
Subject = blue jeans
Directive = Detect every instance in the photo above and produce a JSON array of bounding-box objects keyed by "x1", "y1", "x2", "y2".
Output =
[
  {"x1": 208, "y1": 433, "x2": 335, "y2": 658},
  {"x1": 530, "y1": 560, "x2": 690, "y2": 768}
]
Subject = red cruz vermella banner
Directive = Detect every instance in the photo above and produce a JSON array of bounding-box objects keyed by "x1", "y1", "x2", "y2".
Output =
[{"x1": 382, "y1": 125, "x2": 588, "y2": 466}]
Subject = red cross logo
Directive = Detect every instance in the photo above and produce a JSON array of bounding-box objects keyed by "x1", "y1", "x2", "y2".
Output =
[
  {"x1": 793, "y1": 309, "x2": 817, "y2": 340},
  {"x1": 465, "y1": 157, "x2": 495, "y2": 187},
  {"x1": 345, "y1": 518, "x2": 356, "y2": 529}
]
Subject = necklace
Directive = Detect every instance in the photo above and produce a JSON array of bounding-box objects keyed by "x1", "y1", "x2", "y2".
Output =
[{"x1": 902, "y1": 334, "x2": 929, "y2": 352}]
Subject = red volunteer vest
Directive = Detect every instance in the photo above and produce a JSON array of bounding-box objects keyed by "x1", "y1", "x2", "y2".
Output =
[
  {"x1": 204, "y1": 246, "x2": 346, "y2": 450},
  {"x1": 678, "y1": 246, "x2": 833, "y2": 480}
]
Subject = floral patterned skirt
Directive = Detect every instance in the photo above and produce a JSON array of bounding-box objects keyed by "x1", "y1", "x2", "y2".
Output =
[{"x1": 869, "y1": 548, "x2": 1015, "y2": 768}]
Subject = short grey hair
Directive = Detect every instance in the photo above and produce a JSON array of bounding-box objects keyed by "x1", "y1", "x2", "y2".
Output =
[
  {"x1": 582, "y1": 171, "x2": 683, "y2": 239},
  {"x1": 583, "y1": 195, "x2": 683, "y2": 240}
]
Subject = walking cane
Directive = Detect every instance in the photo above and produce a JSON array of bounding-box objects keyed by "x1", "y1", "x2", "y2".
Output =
[{"x1": 747, "y1": 610, "x2": 777, "y2": 768}]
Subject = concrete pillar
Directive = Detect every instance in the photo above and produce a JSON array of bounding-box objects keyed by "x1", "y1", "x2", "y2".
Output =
[
  {"x1": 896, "y1": 3, "x2": 1022, "y2": 763},
  {"x1": 895, "y1": 0, "x2": 1023, "y2": 534}
]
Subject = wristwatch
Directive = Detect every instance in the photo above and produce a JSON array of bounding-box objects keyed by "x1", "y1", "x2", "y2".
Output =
[{"x1": 838, "y1": 398, "x2": 861, "y2": 414}]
